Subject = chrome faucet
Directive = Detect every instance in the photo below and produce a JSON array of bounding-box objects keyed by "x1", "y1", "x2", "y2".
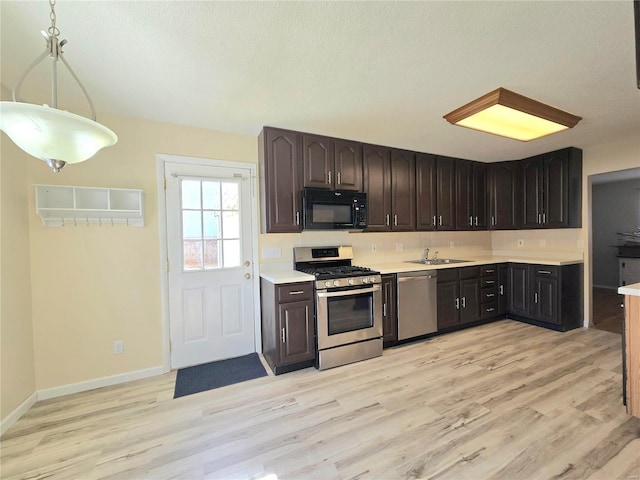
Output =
[
  {"x1": 433, "y1": 250, "x2": 439, "y2": 261},
  {"x1": 422, "y1": 248, "x2": 430, "y2": 261}
]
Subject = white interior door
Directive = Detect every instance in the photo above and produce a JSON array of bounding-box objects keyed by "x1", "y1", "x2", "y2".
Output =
[{"x1": 165, "y1": 162, "x2": 255, "y2": 368}]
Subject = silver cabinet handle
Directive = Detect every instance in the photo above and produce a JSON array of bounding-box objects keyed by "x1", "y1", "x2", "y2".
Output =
[
  {"x1": 491, "y1": 215, "x2": 495, "y2": 226},
  {"x1": 386, "y1": 214, "x2": 390, "y2": 226},
  {"x1": 462, "y1": 297, "x2": 466, "y2": 308},
  {"x1": 328, "y1": 171, "x2": 332, "y2": 185},
  {"x1": 317, "y1": 285, "x2": 381, "y2": 297},
  {"x1": 543, "y1": 213, "x2": 546, "y2": 224},
  {"x1": 455, "y1": 298, "x2": 460, "y2": 309},
  {"x1": 475, "y1": 216, "x2": 478, "y2": 226},
  {"x1": 398, "y1": 275, "x2": 435, "y2": 283},
  {"x1": 499, "y1": 285, "x2": 504, "y2": 295},
  {"x1": 538, "y1": 213, "x2": 542, "y2": 224},
  {"x1": 337, "y1": 172, "x2": 341, "y2": 185},
  {"x1": 295, "y1": 211, "x2": 300, "y2": 225},
  {"x1": 485, "y1": 269, "x2": 495, "y2": 273},
  {"x1": 383, "y1": 303, "x2": 387, "y2": 317},
  {"x1": 394, "y1": 214, "x2": 398, "y2": 226},
  {"x1": 486, "y1": 307, "x2": 496, "y2": 312},
  {"x1": 485, "y1": 280, "x2": 495, "y2": 285},
  {"x1": 288, "y1": 290, "x2": 305, "y2": 295},
  {"x1": 281, "y1": 327, "x2": 286, "y2": 343},
  {"x1": 433, "y1": 215, "x2": 437, "y2": 226},
  {"x1": 538, "y1": 270, "x2": 552, "y2": 275},
  {"x1": 469, "y1": 216, "x2": 473, "y2": 226},
  {"x1": 486, "y1": 293, "x2": 495, "y2": 298},
  {"x1": 534, "y1": 292, "x2": 539, "y2": 303},
  {"x1": 439, "y1": 215, "x2": 443, "y2": 226}
]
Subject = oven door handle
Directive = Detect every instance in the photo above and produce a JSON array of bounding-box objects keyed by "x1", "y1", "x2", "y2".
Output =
[{"x1": 317, "y1": 285, "x2": 381, "y2": 297}]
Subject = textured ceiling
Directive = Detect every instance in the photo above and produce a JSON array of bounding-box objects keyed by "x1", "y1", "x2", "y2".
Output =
[{"x1": 1, "y1": 1, "x2": 639, "y2": 162}]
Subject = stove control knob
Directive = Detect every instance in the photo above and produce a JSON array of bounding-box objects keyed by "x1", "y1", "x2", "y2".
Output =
[
  {"x1": 324, "y1": 281, "x2": 332, "y2": 288},
  {"x1": 333, "y1": 280, "x2": 340, "y2": 287},
  {"x1": 370, "y1": 276, "x2": 378, "y2": 283},
  {"x1": 348, "y1": 278, "x2": 355, "y2": 285},
  {"x1": 362, "y1": 277, "x2": 369, "y2": 284}
]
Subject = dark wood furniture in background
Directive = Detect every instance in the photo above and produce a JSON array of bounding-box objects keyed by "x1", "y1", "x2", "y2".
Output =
[
  {"x1": 437, "y1": 267, "x2": 481, "y2": 329},
  {"x1": 301, "y1": 133, "x2": 362, "y2": 191}
]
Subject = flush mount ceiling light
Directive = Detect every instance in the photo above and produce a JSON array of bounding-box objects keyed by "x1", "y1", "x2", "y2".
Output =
[
  {"x1": 443, "y1": 87, "x2": 582, "y2": 142},
  {"x1": 0, "y1": 0, "x2": 117, "y2": 173}
]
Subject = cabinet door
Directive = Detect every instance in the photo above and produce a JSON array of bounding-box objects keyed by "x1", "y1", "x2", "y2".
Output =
[
  {"x1": 543, "y1": 150, "x2": 569, "y2": 228},
  {"x1": 391, "y1": 149, "x2": 416, "y2": 231},
  {"x1": 278, "y1": 300, "x2": 315, "y2": 366},
  {"x1": 437, "y1": 280, "x2": 459, "y2": 329},
  {"x1": 436, "y1": 157, "x2": 456, "y2": 230},
  {"x1": 460, "y1": 277, "x2": 480, "y2": 323},
  {"x1": 498, "y1": 265, "x2": 509, "y2": 315},
  {"x1": 489, "y1": 161, "x2": 520, "y2": 229},
  {"x1": 533, "y1": 276, "x2": 559, "y2": 324},
  {"x1": 263, "y1": 128, "x2": 302, "y2": 233},
  {"x1": 334, "y1": 139, "x2": 362, "y2": 191},
  {"x1": 381, "y1": 274, "x2": 397, "y2": 344},
  {"x1": 473, "y1": 163, "x2": 488, "y2": 229},
  {"x1": 455, "y1": 159, "x2": 473, "y2": 230},
  {"x1": 521, "y1": 156, "x2": 543, "y2": 229},
  {"x1": 416, "y1": 153, "x2": 437, "y2": 230},
  {"x1": 302, "y1": 133, "x2": 334, "y2": 189},
  {"x1": 509, "y1": 264, "x2": 530, "y2": 316},
  {"x1": 363, "y1": 145, "x2": 392, "y2": 231}
]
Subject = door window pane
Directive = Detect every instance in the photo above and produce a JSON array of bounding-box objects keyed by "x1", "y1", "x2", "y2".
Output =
[{"x1": 180, "y1": 178, "x2": 242, "y2": 271}]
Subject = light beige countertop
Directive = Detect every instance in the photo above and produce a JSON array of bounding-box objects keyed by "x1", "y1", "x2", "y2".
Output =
[
  {"x1": 619, "y1": 282, "x2": 640, "y2": 297},
  {"x1": 260, "y1": 255, "x2": 583, "y2": 284}
]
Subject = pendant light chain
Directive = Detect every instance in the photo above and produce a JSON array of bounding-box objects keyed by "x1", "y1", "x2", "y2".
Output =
[{"x1": 48, "y1": 0, "x2": 60, "y2": 37}]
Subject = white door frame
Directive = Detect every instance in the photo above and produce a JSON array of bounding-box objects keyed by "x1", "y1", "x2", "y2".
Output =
[{"x1": 156, "y1": 154, "x2": 261, "y2": 372}]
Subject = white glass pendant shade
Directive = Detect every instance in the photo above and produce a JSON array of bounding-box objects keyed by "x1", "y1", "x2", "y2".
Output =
[{"x1": 0, "y1": 101, "x2": 117, "y2": 164}]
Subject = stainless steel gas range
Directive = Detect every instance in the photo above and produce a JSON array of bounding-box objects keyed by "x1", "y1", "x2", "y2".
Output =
[{"x1": 294, "y1": 246, "x2": 383, "y2": 370}]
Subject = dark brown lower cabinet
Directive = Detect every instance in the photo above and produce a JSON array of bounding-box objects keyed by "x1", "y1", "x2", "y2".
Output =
[
  {"x1": 507, "y1": 263, "x2": 583, "y2": 331},
  {"x1": 381, "y1": 274, "x2": 397, "y2": 346},
  {"x1": 260, "y1": 279, "x2": 315, "y2": 374},
  {"x1": 437, "y1": 267, "x2": 480, "y2": 329}
]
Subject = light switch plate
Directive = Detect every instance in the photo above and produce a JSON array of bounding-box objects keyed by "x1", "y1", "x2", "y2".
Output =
[{"x1": 262, "y1": 247, "x2": 281, "y2": 259}]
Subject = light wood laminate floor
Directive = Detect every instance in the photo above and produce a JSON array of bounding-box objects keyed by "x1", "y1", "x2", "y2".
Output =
[{"x1": 2, "y1": 320, "x2": 639, "y2": 480}]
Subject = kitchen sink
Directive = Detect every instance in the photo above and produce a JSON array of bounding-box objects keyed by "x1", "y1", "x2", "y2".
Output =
[{"x1": 407, "y1": 258, "x2": 472, "y2": 265}]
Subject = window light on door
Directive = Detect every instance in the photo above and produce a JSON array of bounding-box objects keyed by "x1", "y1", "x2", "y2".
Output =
[{"x1": 181, "y1": 179, "x2": 241, "y2": 270}]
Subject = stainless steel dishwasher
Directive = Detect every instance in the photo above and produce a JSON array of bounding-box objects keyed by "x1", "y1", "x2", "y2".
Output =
[{"x1": 397, "y1": 271, "x2": 438, "y2": 340}]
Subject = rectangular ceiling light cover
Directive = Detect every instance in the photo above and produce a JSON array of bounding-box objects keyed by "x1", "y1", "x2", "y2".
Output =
[{"x1": 443, "y1": 88, "x2": 582, "y2": 141}]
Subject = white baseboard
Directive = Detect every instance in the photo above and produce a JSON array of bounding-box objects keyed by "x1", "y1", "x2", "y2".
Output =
[
  {"x1": 0, "y1": 392, "x2": 37, "y2": 437},
  {"x1": 38, "y1": 365, "x2": 164, "y2": 400},
  {"x1": 1, "y1": 365, "x2": 165, "y2": 437}
]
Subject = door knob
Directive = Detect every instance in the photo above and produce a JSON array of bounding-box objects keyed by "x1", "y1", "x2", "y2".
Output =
[
  {"x1": 244, "y1": 273, "x2": 251, "y2": 279},
  {"x1": 244, "y1": 260, "x2": 251, "y2": 267}
]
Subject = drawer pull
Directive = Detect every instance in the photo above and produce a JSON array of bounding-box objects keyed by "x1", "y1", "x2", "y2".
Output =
[
  {"x1": 486, "y1": 307, "x2": 496, "y2": 312},
  {"x1": 288, "y1": 290, "x2": 305, "y2": 295},
  {"x1": 485, "y1": 280, "x2": 495, "y2": 284},
  {"x1": 486, "y1": 293, "x2": 495, "y2": 298},
  {"x1": 485, "y1": 269, "x2": 495, "y2": 273},
  {"x1": 538, "y1": 270, "x2": 552, "y2": 275}
]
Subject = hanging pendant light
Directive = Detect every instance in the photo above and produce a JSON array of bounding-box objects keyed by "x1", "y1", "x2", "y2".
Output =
[{"x1": 0, "y1": 0, "x2": 117, "y2": 173}]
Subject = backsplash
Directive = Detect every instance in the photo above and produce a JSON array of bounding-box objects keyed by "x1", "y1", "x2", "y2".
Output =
[{"x1": 259, "y1": 228, "x2": 584, "y2": 269}]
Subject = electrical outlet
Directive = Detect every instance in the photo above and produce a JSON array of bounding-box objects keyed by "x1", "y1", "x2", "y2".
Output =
[
  {"x1": 395, "y1": 242, "x2": 403, "y2": 252},
  {"x1": 113, "y1": 340, "x2": 124, "y2": 354},
  {"x1": 449, "y1": 241, "x2": 454, "y2": 248},
  {"x1": 517, "y1": 239, "x2": 524, "y2": 247},
  {"x1": 371, "y1": 243, "x2": 377, "y2": 253}
]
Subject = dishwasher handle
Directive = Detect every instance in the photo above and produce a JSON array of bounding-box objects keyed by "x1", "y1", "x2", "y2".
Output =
[{"x1": 398, "y1": 274, "x2": 436, "y2": 282}]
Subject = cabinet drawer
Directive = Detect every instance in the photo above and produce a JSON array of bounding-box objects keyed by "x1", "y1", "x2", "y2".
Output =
[
  {"x1": 481, "y1": 287, "x2": 499, "y2": 303},
  {"x1": 534, "y1": 266, "x2": 558, "y2": 278},
  {"x1": 481, "y1": 277, "x2": 497, "y2": 288},
  {"x1": 481, "y1": 266, "x2": 498, "y2": 277},
  {"x1": 276, "y1": 283, "x2": 313, "y2": 303},
  {"x1": 482, "y1": 301, "x2": 499, "y2": 317}
]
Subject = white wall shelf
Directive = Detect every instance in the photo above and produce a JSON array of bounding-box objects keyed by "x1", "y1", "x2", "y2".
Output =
[{"x1": 35, "y1": 185, "x2": 145, "y2": 227}]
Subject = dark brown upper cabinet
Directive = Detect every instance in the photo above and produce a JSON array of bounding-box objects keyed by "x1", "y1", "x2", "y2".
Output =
[
  {"x1": 302, "y1": 133, "x2": 362, "y2": 191},
  {"x1": 488, "y1": 160, "x2": 520, "y2": 230},
  {"x1": 435, "y1": 156, "x2": 457, "y2": 230},
  {"x1": 455, "y1": 160, "x2": 487, "y2": 230},
  {"x1": 363, "y1": 146, "x2": 416, "y2": 231},
  {"x1": 521, "y1": 147, "x2": 582, "y2": 229},
  {"x1": 416, "y1": 153, "x2": 437, "y2": 230},
  {"x1": 259, "y1": 127, "x2": 302, "y2": 233}
]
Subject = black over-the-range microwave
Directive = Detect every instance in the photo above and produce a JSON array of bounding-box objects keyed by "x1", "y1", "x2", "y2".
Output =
[{"x1": 301, "y1": 188, "x2": 367, "y2": 230}]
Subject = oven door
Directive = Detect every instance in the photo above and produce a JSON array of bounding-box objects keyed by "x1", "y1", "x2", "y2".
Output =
[{"x1": 316, "y1": 284, "x2": 382, "y2": 350}]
